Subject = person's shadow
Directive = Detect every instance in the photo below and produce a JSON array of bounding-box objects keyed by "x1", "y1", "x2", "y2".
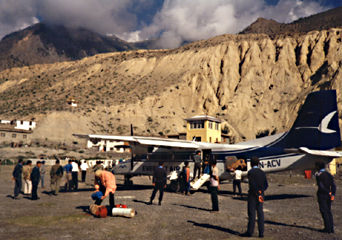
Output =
[
  {"x1": 172, "y1": 203, "x2": 211, "y2": 212},
  {"x1": 133, "y1": 199, "x2": 150, "y2": 205},
  {"x1": 187, "y1": 220, "x2": 241, "y2": 236},
  {"x1": 265, "y1": 220, "x2": 322, "y2": 232}
]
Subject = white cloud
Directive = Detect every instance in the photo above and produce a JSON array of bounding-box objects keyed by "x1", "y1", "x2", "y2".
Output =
[
  {"x1": 136, "y1": 0, "x2": 328, "y2": 48},
  {"x1": 0, "y1": 0, "x2": 331, "y2": 47}
]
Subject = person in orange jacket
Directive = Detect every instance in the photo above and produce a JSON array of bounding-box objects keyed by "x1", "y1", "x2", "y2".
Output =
[
  {"x1": 181, "y1": 162, "x2": 191, "y2": 195},
  {"x1": 94, "y1": 170, "x2": 117, "y2": 211}
]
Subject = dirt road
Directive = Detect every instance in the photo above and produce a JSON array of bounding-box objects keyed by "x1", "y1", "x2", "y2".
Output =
[{"x1": 0, "y1": 165, "x2": 341, "y2": 240}]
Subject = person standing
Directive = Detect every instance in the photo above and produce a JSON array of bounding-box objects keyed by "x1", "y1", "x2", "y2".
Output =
[
  {"x1": 93, "y1": 161, "x2": 104, "y2": 172},
  {"x1": 50, "y1": 159, "x2": 64, "y2": 195},
  {"x1": 71, "y1": 160, "x2": 79, "y2": 191},
  {"x1": 80, "y1": 160, "x2": 88, "y2": 182},
  {"x1": 12, "y1": 159, "x2": 23, "y2": 199},
  {"x1": 193, "y1": 151, "x2": 202, "y2": 180},
  {"x1": 30, "y1": 161, "x2": 42, "y2": 200},
  {"x1": 209, "y1": 159, "x2": 219, "y2": 212},
  {"x1": 64, "y1": 160, "x2": 72, "y2": 191},
  {"x1": 315, "y1": 162, "x2": 336, "y2": 233},
  {"x1": 149, "y1": 162, "x2": 167, "y2": 205},
  {"x1": 233, "y1": 166, "x2": 243, "y2": 198},
  {"x1": 181, "y1": 162, "x2": 191, "y2": 195},
  {"x1": 40, "y1": 161, "x2": 46, "y2": 189},
  {"x1": 241, "y1": 157, "x2": 268, "y2": 238},
  {"x1": 94, "y1": 170, "x2": 117, "y2": 212},
  {"x1": 23, "y1": 160, "x2": 32, "y2": 195}
]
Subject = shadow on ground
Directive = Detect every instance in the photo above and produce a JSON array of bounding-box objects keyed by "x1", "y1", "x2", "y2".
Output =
[
  {"x1": 188, "y1": 220, "x2": 241, "y2": 236},
  {"x1": 172, "y1": 203, "x2": 211, "y2": 212},
  {"x1": 265, "y1": 220, "x2": 321, "y2": 232}
]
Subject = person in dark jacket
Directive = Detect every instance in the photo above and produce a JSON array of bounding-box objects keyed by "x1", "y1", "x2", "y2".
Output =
[
  {"x1": 241, "y1": 157, "x2": 268, "y2": 238},
  {"x1": 30, "y1": 161, "x2": 42, "y2": 200},
  {"x1": 315, "y1": 162, "x2": 336, "y2": 233},
  {"x1": 12, "y1": 159, "x2": 23, "y2": 199},
  {"x1": 50, "y1": 159, "x2": 64, "y2": 195},
  {"x1": 149, "y1": 162, "x2": 167, "y2": 205},
  {"x1": 192, "y1": 151, "x2": 202, "y2": 180}
]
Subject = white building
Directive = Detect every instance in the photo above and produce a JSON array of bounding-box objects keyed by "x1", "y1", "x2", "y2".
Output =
[
  {"x1": 0, "y1": 120, "x2": 11, "y2": 124},
  {"x1": 14, "y1": 120, "x2": 36, "y2": 131},
  {"x1": 87, "y1": 139, "x2": 127, "y2": 153}
]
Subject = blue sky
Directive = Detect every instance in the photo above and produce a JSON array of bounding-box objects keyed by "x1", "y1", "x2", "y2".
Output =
[{"x1": 0, "y1": 0, "x2": 341, "y2": 48}]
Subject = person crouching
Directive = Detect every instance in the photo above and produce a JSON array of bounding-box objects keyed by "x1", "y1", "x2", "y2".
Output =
[{"x1": 94, "y1": 170, "x2": 117, "y2": 212}]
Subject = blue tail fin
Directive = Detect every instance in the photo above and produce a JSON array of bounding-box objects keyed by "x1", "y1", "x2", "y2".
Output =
[{"x1": 277, "y1": 90, "x2": 341, "y2": 150}]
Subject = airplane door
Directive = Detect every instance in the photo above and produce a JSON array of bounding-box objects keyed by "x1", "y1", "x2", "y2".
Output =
[{"x1": 202, "y1": 149, "x2": 213, "y2": 164}]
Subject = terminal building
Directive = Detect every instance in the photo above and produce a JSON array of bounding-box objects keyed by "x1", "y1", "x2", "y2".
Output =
[{"x1": 185, "y1": 115, "x2": 222, "y2": 143}]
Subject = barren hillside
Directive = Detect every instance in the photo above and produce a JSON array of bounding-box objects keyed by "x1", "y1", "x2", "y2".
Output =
[{"x1": 0, "y1": 28, "x2": 341, "y2": 144}]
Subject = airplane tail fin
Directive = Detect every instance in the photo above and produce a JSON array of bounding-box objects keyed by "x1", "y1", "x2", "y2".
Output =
[{"x1": 276, "y1": 90, "x2": 341, "y2": 150}]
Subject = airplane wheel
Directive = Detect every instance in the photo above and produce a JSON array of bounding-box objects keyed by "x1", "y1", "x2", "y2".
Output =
[
  {"x1": 169, "y1": 180, "x2": 179, "y2": 192},
  {"x1": 124, "y1": 176, "x2": 133, "y2": 185}
]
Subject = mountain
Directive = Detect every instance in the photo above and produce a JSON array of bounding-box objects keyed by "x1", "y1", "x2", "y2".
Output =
[
  {"x1": 0, "y1": 7, "x2": 341, "y2": 144},
  {"x1": 0, "y1": 23, "x2": 136, "y2": 71},
  {"x1": 241, "y1": 6, "x2": 342, "y2": 36},
  {"x1": 0, "y1": 27, "x2": 341, "y2": 144}
]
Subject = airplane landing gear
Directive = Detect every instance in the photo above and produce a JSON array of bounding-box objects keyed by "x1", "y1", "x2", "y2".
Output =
[{"x1": 124, "y1": 175, "x2": 133, "y2": 185}]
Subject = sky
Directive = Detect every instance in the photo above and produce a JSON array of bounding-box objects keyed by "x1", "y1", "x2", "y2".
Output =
[{"x1": 0, "y1": 0, "x2": 341, "y2": 48}]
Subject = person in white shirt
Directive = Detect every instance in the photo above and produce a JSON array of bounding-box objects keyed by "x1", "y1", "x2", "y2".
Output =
[
  {"x1": 80, "y1": 160, "x2": 88, "y2": 182},
  {"x1": 71, "y1": 160, "x2": 79, "y2": 190},
  {"x1": 209, "y1": 159, "x2": 219, "y2": 212},
  {"x1": 233, "y1": 166, "x2": 242, "y2": 197}
]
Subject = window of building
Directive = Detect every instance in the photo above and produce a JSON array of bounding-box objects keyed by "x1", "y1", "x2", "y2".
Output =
[
  {"x1": 12, "y1": 134, "x2": 16, "y2": 138},
  {"x1": 209, "y1": 121, "x2": 213, "y2": 129},
  {"x1": 209, "y1": 137, "x2": 212, "y2": 143},
  {"x1": 190, "y1": 121, "x2": 204, "y2": 129},
  {"x1": 21, "y1": 120, "x2": 24, "y2": 124},
  {"x1": 0, "y1": 132, "x2": 5, "y2": 137},
  {"x1": 194, "y1": 136, "x2": 202, "y2": 142},
  {"x1": 215, "y1": 123, "x2": 219, "y2": 130},
  {"x1": 23, "y1": 135, "x2": 27, "y2": 139}
]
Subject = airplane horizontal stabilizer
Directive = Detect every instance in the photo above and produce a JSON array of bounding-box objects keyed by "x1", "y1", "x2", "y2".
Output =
[{"x1": 299, "y1": 147, "x2": 342, "y2": 158}]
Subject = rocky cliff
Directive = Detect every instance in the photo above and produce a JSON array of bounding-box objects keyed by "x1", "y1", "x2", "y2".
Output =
[{"x1": 0, "y1": 28, "x2": 341, "y2": 143}]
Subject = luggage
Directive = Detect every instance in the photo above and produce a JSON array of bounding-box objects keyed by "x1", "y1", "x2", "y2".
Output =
[{"x1": 89, "y1": 204, "x2": 108, "y2": 218}]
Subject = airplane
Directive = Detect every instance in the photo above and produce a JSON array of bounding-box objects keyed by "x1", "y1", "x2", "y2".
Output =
[{"x1": 74, "y1": 90, "x2": 342, "y2": 189}]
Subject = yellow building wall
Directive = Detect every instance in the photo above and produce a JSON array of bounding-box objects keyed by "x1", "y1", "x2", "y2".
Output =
[{"x1": 186, "y1": 120, "x2": 221, "y2": 143}]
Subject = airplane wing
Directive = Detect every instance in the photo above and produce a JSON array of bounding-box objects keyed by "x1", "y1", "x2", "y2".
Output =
[
  {"x1": 73, "y1": 134, "x2": 200, "y2": 149},
  {"x1": 299, "y1": 147, "x2": 342, "y2": 158}
]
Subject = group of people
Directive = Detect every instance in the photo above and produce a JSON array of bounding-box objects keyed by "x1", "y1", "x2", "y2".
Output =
[
  {"x1": 63, "y1": 159, "x2": 89, "y2": 191},
  {"x1": 147, "y1": 155, "x2": 336, "y2": 238},
  {"x1": 12, "y1": 158, "x2": 90, "y2": 200},
  {"x1": 12, "y1": 159, "x2": 44, "y2": 200},
  {"x1": 11, "y1": 155, "x2": 336, "y2": 237}
]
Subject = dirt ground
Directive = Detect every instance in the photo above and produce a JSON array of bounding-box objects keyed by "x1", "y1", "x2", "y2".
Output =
[{"x1": 0, "y1": 165, "x2": 341, "y2": 240}]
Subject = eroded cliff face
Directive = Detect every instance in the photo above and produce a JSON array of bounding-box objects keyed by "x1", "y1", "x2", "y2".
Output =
[{"x1": 0, "y1": 29, "x2": 341, "y2": 143}]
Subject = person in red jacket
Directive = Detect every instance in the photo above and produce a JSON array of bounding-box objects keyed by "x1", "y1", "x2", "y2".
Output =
[{"x1": 94, "y1": 170, "x2": 117, "y2": 211}]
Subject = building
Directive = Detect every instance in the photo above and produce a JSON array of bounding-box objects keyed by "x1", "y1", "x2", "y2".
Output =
[
  {"x1": 167, "y1": 133, "x2": 186, "y2": 140},
  {"x1": 13, "y1": 120, "x2": 36, "y2": 131},
  {"x1": 0, "y1": 119, "x2": 35, "y2": 145},
  {"x1": 185, "y1": 115, "x2": 222, "y2": 143},
  {"x1": 87, "y1": 139, "x2": 128, "y2": 153},
  {"x1": 0, "y1": 126, "x2": 32, "y2": 145}
]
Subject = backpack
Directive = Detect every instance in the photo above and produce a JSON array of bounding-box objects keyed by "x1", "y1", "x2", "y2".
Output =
[{"x1": 56, "y1": 166, "x2": 63, "y2": 176}]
